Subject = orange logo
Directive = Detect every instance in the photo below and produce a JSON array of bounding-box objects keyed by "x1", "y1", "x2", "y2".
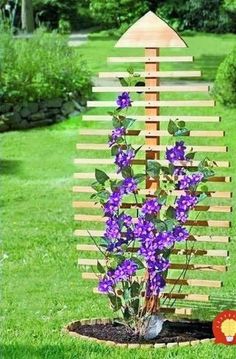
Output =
[{"x1": 213, "y1": 310, "x2": 236, "y2": 345}]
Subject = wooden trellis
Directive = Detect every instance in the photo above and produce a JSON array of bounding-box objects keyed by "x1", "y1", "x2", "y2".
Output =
[{"x1": 73, "y1": 12, "x2": 231, "y2": 317}]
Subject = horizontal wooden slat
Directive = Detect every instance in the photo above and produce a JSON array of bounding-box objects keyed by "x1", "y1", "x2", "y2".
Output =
[
  {"x1": 73, "y1": 172, "x2": 231, "y2": 183},
  {"x1": 76, "y1": 143, "x2": 227, "y2": 153},
  {"x1": 74, "y1": 230, "x2": 230, "y2": 243},
  {"x1": 73, "y1": 186, "x2": 232, "y2": 198},
  {"x1": 92, "y1": 85, "x2": 209, "y2": 93},
  {"x1": 74, "y1": 158, "x2": 229, "y2": 168},
  {"x1": 73, "y1": 201, "x2": 232, "y2": 213},
  {"x1": 74, "y1": 214, "x2": 230, "y2": 228},
  {"x1": 79, "y1": 129, "x2": 224, "y2": 137},
  {"x1": 87, "y1": 100, "x2": 215, "y2": 108},
  {"x1": 81, "y1": 273, "x2": 222, "y2": 287},
  {"x1": 107, "y1": 56, "x2": 194, "y2": 63},
  {"x1": 82, "y1": 115, "x2": 221, "y2": 123},
  {"x1": 78, "y1": 259, "x2": 226, "y2": 272},
  {"x1": 99, "y1": 71, "x2": 201, "y2": 78},
  {"x1": 93, "y1": 288, "x2": 209, "y2": 302},
  {"x1": 77, "y1": 244, "x2": 228, "y2": 257}
]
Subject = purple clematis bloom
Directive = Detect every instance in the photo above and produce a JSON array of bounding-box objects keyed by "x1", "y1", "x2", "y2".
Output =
[
  {"x1": 108, "y1": 127, "x2": 126, "y2": 147},
  {"x1": 114, "y1": 148, "x2": 135, "y2": 172},
  {"x1": 166, "y1": 141, "x2": 186, "y2": 163},
  {"x1": 113, "y1": 259, "x2": 138, "y2": 282},
  {"x1": 146, "y1": 272, "x2": 166, "y2": 297},
  {"x1": 116, "y1": 92, "x2": 132, "y2": 109},
  {"x1": 98, "y1": 277, "x2": 114, "y2": 293},
  {"x1": 121, "y1": 177, "x2": 138, "y2": 194},
  {"x1": 104, "y1": 190, "x2": 122, "y2": 216},
  {"x1": 141, "y1": 198, "x2": 162, "y2": 216},
  {"x1": 172, "y1": 226, "x2": 189, "y2": 242}
]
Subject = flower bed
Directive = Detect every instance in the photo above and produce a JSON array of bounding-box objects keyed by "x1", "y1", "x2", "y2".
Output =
[{"x1": 64, "y1": 318, "x2": 214, "y2": 348}]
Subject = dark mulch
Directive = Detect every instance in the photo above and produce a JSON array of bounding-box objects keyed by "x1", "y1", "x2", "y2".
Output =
[{"x1": 71, "y1": 319, "x2": 213, "y2": 344}]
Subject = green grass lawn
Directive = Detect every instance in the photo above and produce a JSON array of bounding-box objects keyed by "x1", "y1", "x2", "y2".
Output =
[{"x1": 1, "y1": 33, "x2": 236, "y2": 358}]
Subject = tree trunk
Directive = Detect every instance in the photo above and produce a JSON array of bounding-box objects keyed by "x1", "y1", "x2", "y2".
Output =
[{"x1": 21, "y1": 0, "x2": 34, "y2": 33}]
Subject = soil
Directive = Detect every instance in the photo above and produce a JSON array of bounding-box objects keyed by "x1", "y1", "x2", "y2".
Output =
[{"x1": 71, "y1": 319, "x2": 213, "y2": 344}]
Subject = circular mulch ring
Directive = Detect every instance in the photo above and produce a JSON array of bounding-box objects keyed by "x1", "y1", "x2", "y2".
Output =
[{"x1": 64, "y1": 318, "x2": 214, "y2": 348}]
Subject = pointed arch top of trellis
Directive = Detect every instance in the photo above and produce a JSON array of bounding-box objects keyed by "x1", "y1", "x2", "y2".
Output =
[{"x1": 115, "y1": 11, "x2": 187, "y2": 48}]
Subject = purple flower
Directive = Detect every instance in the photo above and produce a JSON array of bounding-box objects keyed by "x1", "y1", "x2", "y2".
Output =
[
  {"x1": 134, "y1": 217, "x2": 155, "y2": 238},
  {"x1": 191, "y1": 172, "x2": 204, "y2": 185},
  {"x1": 113, "y1": 259, "x2": 138, "y2": 282},
  {"x1": 174, "y1": 167, "x2": 186, "y2": 176},
  {"x1": 121, "y1": 177, "x2": 138, "y2": 194},
  {"x1": 178, "y1": 172, "x2": 204, "y2": 190},
  {"x1": 116, "y1": 92, "x2": 132, "y2": 109},
  {"x1": 104, "y1": 217, "x2": 121, "y2": 241},
  {"x1": 149, "y1": 255, "x2": 170, "y2": 272},
  {"x1": 114, "y1": 148, "x2": 135, "y2": 172},
  {"x1": 98, "y1": 277, "x2": 114, "y2": 293},
  {"x1": 175, "y1": 193, "x2": 198, "y2": 223},
  {"x1": 146, "y1": 272, "x2": 165, "y2": 297},
  {"x1": 119, "y1": 213, "x2": 133, "y2": 227},
  {"x1": 175, "y1": 209, "x2": 188, "y2": 223},
  {"x1": 176, "y1": 193, "x2": 198, "y2": 211},
  {"x1": 156, "y1": 231, "x2": 175, "y2": 249},
  {"x1": 172, "y1": 226, "x2": 189, "y2": 242},
  {"x1": 104, "y1": 190, "x2": 122, "y2": 216},
  {"x1": 141, "y1": 198, "x2": 162, "y2": 216},
  {"x1": 166, "y1": 141, "x2": 186, "y2": 163},
  {"x1": 178, "y1": 176, "x2": 192, "y2": 190},
  {"x1": 109, "y1": 127, "x2": 126, "y2": 147},
  {"x1": 139, "y1": 242, "x2": 157, "y2": 263}
]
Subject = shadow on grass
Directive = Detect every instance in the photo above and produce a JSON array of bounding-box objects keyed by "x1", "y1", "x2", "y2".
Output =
[
  {"x1": 0, "y1": 159, "x2": 21, "y2": 176},
  {"x1": 0, "y1": 344, "x2": 73, "y2": 359},
  {"x1": 195, "y1": 54, "x2": 225, "y2": 81}
]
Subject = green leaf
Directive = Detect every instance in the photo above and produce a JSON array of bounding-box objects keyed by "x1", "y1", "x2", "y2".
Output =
[
  {"x1": 121, "y1": 166, "x2": 133, "y2": 178},
  {"x1": 130, "y1": 256, "x2": 145, "y2": 269},
  {"x1": 130, "y1": 298, "x2": 140, "y2": 315},
  {"x1": 123, "y1": 288, "x2": 131, "y2": 302},
  {"x1": 95, "y1": 169, "x2": 109, "y2": 185},
  {"x1": 186, "y1": 152, "x2": 196, "y2": 160},
  {"x1": 111, "y1": 145, "x2": 119, "y2": 156},
  {"x1": 97, "y1": 261, "x2": 105, "y2": 274},
  {"x1": 130, "y1": 281, "x2": 140, "y2": 298},
  {"x1": 108, "y1": 294, "x2": 122, "y2": 312},
  {"x1": 91, "y1": 181, "x2": 104, "y2": 192},
  {"x1": 112, "y1": 117, "x2": 120, "y2": 128},
  {"x1": 146, "y1": 160, "x2": 161, "y2": 178},
  {"x1": 178, "y1": 120, "x2": 186, "y2": 128},
  {"x1": 174, "y1": 128, "x2": 190, "y2": 137},
  {"x1": 153, "y1": 219, "x2": 167, "y2": 232},
  {"x1": 123, "y1": 117, "x2": 136, "y2": 129},
  {"x1": 166, "y1": 206, "x2": 176, "y2": 219},
  {"x1": 134, "y1": 145, "x2": 143, "y2": 154},
  {"x1": 96, "y1": 190, "x2": 110, "y2": 203},
  {"x1": 118, "y1": 77, "x2": 128, "y2": 87},
  {"x1": 127, "y1": 66, "x2": 134, "y2": 74},
  {"x1": 200, "y1": 184, "x2": 208, "y2": 192},
  {"x1": 198, "y1": 193, "x2": 208, "y2": 203},
  {"x1": 134, "y1": 173, "x2": 146, "y2": 183},
  {"x1": 168, "y1": 120, "x2": 178, "y2": 135},
  {"x1": 165, "y1": 218, "x2": 176, "y2": 231}
]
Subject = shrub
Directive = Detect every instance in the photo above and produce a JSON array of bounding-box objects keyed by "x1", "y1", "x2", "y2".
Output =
[
  {"x1": 89, "y1": 0, "x2": 149, "y2": 29},
  {"x1": 156, "y1": 0, "x2": 236, "y2": 33},
  {"x1": 0, "y1": 28, "x2": 92, "y2": 103},
  {"x1": 213, "y1": 47, "x2": 236, "y2": 107}
]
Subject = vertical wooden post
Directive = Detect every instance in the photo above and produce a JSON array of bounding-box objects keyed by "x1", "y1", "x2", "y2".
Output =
[{"x1": 144, "y1": 47, "x2": 160, "y2": 314}]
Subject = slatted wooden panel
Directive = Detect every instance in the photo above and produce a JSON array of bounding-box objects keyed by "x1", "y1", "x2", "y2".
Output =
[{"x1": 74, "y1": 11, "x2": 231, "y2": 316}]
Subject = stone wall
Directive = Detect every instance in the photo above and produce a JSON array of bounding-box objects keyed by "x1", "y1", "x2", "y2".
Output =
[{"x1": 0, "y1": 98, "x2": 85, "y2": 132}]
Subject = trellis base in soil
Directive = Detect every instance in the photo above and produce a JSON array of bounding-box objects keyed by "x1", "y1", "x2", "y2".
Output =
[{"x1": 64, "y1": 318, "x2": 214, "y2": 348}]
